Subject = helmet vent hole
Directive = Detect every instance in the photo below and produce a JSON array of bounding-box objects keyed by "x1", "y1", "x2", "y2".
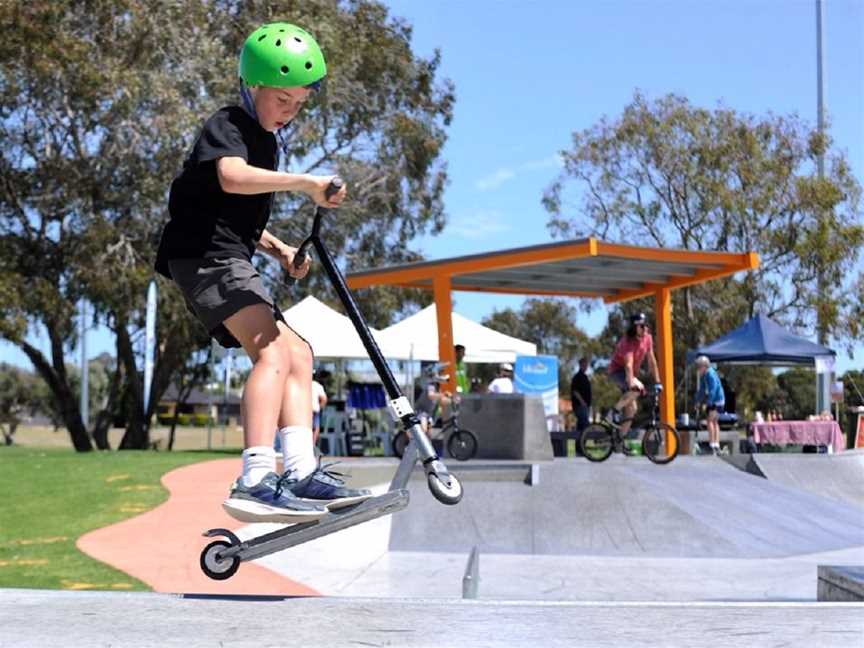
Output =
[
  {"x1": 281, "y1": 66, "x2": 289, "y2": 74},
  {"x1": 257, "y1": 34, "x2": 266, "y2": 42},
  {"x1": 275, "y1": 39, "x2": 281, "y2": 47},
  {"x1": 294, "y1": 36, "x2": 302, "y2": 43},
  {"x1": 305, "y1": 61, "x2": 312, "y2": 69}
]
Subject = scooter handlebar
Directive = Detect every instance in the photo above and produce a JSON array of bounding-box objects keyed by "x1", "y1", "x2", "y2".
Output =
[{"x1": 287, "y1": 177, "x2": 344, "y2": 285}]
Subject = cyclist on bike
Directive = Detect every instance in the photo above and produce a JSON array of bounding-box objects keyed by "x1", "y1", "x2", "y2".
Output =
[
  {"x1": 415, "y1": 363, "x2": 453, "y2": 434},
  {"x1": 607, "y1": 312, "x2": 662, "y2": 438}
]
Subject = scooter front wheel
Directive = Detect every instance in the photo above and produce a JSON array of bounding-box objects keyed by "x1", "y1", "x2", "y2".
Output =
[
  {"x1": 200, "y1": 540, "x2": 240, "y2": 580},
  {"x1": 427, "y1": 472, "x2": 463, "y2": 505}
]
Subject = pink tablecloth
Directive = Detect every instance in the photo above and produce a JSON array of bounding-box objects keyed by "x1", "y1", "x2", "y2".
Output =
[{"x1": 751, "y1": 420, "x2": 844, "y2": 451}]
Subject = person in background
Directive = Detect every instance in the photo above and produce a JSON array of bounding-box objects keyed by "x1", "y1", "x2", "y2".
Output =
[
  {"x1": 488, "y1": 363, "x2": 515, "y2": 394},
  {"x1": 311, "y1": 371, "x2": 328, "y2": 445},
  {"x1": 694, "y1": 355, "x2": 725, "y2": 455},
  {"x1": 570, "y1": 357, "x2": 592, "y2": 432},
  {"x1": 454, "y1": 344, "x2": 469, "y2": 394}
]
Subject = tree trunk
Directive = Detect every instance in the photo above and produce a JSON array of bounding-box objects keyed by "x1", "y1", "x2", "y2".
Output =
[
  {"x1": 91, "y1": 350, "x2": 125, "y2": 450},
  {"x1": 19, "y1": 340, "x2": 93, "y2": 452},
  {"x1": 116, "y1": 319, "x2": 148, "y2": 450}
]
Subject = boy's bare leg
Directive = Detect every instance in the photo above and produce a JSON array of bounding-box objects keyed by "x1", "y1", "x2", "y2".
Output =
[
  {"x1": 275, "y1": 322, "x2": 317, "y2": 477},
  {"x1": 223, "y1": 304, "x2": 292, "y2": 448},
  {"x1": 219, "y1": 304, "x2": 326, "y2": 521}
]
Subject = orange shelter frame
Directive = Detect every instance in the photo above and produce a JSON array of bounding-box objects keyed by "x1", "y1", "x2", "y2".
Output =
[{"x1": 347, "y1": 238, "x2": 759, "y2": 426}]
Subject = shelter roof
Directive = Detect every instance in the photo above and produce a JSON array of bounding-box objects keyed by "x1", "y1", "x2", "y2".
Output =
[{"x1": 347, "y1": 238, "x2": 759, "y2": 303}]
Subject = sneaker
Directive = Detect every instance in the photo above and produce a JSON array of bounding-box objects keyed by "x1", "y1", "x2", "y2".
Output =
[
  {"x1": 284, "y1": 462, "x2": 373, "y2": 510},
  {"x1": 222, "y1": 472, "x2": 328, "y2": 524},
  {"x1": 604, "y1": 409, "x2": 621, "y2": 425}
]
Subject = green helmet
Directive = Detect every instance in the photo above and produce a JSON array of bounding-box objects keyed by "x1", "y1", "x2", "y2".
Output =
[{"x1": 239, "y1": 23, "x2": 327, "y2": 88}]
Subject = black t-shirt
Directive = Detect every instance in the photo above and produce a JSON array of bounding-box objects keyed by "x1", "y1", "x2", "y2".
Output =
[
  {"x1": 570, "y1": 370, "x2": 592, "y2": 407},
  {"x1": 154, "y1": 106, "x2": 277, "y2": 278}
]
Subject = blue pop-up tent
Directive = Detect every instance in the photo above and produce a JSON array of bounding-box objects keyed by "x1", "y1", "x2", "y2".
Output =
[{"x1": 686, "y1": 314, "x2": 835, "y2": 366}]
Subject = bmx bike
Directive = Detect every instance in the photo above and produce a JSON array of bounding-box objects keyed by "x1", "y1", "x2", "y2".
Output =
[
  {"x1": 200, "y1": 178, "x2": 463, "y2": 581},
  {"x1": 580, "y1": 386, "x2": 680, "y2": 465},
  {"x1": 393, "y1": 398, "x2": 478, "y2": 461}
]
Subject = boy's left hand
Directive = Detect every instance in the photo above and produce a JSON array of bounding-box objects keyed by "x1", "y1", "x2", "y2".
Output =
[{"x1": 279, "y1": 245, "x2": 312, "y2": 279}]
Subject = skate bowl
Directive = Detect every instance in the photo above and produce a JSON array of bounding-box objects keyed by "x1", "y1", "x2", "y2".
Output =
[
  {"x1": 391, "y1": 456, "x2": 864, "y2": 558},
  {"x1": 747, "y1": 450, "x2": 864, "y2": 509},
  {"x1": 251, "y1": 456, "x2": 864, "y2": 601}
]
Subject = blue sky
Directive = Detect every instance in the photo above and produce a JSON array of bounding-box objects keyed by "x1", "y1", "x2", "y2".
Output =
[
  {"x1": 1, "y1": 0, "x2": 862, "y2": 373},
  {"x1": 385, "y1": 0, "x2": 864, "y2": 372}
]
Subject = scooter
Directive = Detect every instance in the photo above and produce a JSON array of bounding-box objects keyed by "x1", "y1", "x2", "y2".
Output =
[{"x1": 200, "y1": 178, "x2": 463, "y2": 580}]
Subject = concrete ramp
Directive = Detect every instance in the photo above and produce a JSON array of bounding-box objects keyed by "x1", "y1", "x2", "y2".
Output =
[
  {"x1": 751, "y1": 451, "x2": 864, "y2": 509},
  {"x1": 389, "y1": 457, "x2": 864, "y2": 558}
]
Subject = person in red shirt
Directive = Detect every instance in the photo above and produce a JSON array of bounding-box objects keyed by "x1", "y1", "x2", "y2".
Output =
[{"x1": 607, "y1": 312, "x2": 662, "y2": 438}]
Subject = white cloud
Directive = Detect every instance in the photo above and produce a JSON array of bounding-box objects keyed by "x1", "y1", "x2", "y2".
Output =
[
  {"x1": 474, "y1": 154, "x2": 564, "y2": 192},
  {"x1": 446, "y1": 209, "x2": 512, "y2": 239},
  {"x1": 475, "y1": 168, "x2": 516, "y2": 191}
]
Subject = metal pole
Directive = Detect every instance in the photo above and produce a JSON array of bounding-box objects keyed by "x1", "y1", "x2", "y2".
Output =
[
  {"x1": 143, "y1": 281, "x2": 157, "y2": 428},
  {"x1": 815, "y1": 0, "x2": 832, "y2": 415},
  {"x1": 79, "y1": 299, "x2": 88, "y2": 427}
]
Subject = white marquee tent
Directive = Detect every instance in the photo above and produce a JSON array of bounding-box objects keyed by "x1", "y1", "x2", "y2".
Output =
[
  {"x1": 281, "y1": 296, "x2": 402, "y2": 360},
  {"x1": 377, "y1": 304, "x2": 537, "y2": 363}
]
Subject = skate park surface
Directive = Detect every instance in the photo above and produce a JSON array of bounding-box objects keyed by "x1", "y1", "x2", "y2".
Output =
[{"x1": 5, "y1": 453, "x2": 863, "y2": 646}]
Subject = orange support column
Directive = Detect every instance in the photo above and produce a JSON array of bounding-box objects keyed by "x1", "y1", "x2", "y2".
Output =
[
  {"x1": 654, "y1": 287, "x2": 675, "y2": 426},
  {"x1": 432, "y1": 275, "x2": 457, "y2": 395}
]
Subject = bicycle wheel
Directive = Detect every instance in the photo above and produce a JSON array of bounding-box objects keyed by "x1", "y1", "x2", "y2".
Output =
[
  {"x1": 447, "y1": 428, "x2": 478, "y2": 461},
  {"x1": 392, "y1": 431, "x2": 408, "y2": 459},
  {"x1": 580, "y1": 424, "x2": 614, "y2": 462},
  {"x1": 642, "y1": 423, "x2": 680, "y2": 464}
]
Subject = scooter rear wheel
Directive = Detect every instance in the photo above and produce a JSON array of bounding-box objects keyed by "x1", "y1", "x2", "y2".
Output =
[
  {"x1": 427, "y1": 472, "x2": 463, "y2": 505},
  {"x1": 200, "y1": 540, "x2": 240, "y2": 580}
]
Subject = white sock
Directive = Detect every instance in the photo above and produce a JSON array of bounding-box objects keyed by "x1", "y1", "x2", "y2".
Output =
[
  {"x1": 241, "y1": 446, "x2": 276, "y2": 487},
  {"x1": 279, "y1": 425, "x2": 317, "y2": 478},
  {"x1": 710, "y1": 442, "x2": 720, "y2": 449}
]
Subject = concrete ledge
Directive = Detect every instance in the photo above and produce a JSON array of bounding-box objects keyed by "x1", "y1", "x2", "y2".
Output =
[{"x1": 818, "y1": 565, "x2": 864, "y2": 601}]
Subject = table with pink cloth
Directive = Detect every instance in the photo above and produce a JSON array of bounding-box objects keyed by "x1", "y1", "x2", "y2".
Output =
[{"x1": 750, "y1": 420, "x2": 845, "y2": 451}]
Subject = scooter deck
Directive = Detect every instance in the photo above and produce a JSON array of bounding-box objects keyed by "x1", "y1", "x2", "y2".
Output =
[{"x1": 210, "y1": 488, "x2": 409, "y2": 564}]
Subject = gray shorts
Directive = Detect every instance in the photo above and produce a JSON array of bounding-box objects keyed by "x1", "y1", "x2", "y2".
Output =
[{"x1": 167, "y1": 257, "x2": 286, "y2": 349}]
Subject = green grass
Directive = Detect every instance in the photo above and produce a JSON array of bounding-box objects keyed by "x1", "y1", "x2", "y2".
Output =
[{"x1": 0, "y1": 446, "x2": 234, "y2": 591}]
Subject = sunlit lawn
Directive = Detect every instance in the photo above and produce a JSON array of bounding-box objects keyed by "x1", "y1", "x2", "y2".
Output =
[{"x1": 0, "y1": 446, "x2": 233, "y2": 591}]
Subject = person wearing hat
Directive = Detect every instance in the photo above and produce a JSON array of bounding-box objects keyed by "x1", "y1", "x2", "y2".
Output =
[
  {"x1": 607, "y1": 312, "x2": 662, "y2": 439},
  {"x1": 488, "y1": 363, "x2": 515, "y2": 394},
  {"x1": 694, "y1": 355, "x2": 726, "y2": 455}
]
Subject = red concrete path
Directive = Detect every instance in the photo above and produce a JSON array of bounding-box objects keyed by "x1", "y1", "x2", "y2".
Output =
[{"x1": 77, "y1": 459, "x2": 320, "y2": 596}]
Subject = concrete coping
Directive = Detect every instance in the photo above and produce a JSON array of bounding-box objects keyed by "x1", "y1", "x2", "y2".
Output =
[{"x1": 817, "y1": 565, "x2": 864, "y2": 602}]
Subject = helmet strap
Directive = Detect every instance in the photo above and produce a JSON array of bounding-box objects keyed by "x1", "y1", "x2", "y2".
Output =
[{"x1": 239, "y1": 80, "x2": 292, "y2": 169}]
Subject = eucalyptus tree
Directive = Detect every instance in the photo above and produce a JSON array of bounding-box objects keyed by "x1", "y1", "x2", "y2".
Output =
[
  {"x1": 0, "y1": 0, "x2": 452, "y2": 450},
  {"x1": 544, "y1": 92, "x2": 863, "y2": 389}
]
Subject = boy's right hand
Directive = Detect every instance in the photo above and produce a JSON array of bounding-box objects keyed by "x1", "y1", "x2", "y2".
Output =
[{"x1": 306, "y1": 175, "x2": 347, "y2": 208}]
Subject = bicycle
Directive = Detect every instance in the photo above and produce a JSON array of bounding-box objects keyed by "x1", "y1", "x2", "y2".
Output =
[
  {"x1": 580, "y1": 386, "x2": 680, "y2": 464},
  {"x1": 393, "y1": 396, "x2": 478, "y2": 461}
]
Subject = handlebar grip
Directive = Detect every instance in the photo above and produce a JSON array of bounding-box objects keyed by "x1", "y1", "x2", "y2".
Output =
[{"x1": 324, "y1": 177, "x2": 344, "y2": 201}]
